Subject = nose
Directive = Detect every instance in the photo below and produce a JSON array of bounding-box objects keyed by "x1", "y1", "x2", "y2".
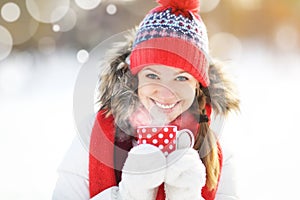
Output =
[{"x1": 155, "y1": 84, "x2": 176, "y2": 101}]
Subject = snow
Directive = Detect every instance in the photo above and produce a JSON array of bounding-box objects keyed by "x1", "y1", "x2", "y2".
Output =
[{"x1": 0, "y1": 42, "x2": 299, "y2": 199}]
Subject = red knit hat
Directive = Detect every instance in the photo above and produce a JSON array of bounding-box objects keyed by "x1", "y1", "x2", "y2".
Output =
[{"x1": 130, "y1": 0, "x2": 210, "y2": 87}]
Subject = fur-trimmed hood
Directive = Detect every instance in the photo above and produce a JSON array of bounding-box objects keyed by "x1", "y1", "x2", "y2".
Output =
[{"x1": 96, "y1": 29, "x2": 239, "y2": 132}]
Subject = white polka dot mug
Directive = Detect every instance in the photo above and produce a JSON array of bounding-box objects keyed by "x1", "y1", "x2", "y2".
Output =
[{"x1": 136, "y1": 125, "x2": 195, "y2": 156}]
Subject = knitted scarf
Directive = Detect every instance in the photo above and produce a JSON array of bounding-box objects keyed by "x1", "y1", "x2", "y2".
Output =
[{"x1": 89, "y1": 110, "x2": 222, "y2": 200}]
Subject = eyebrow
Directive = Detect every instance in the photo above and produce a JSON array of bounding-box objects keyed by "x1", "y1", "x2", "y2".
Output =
[
  {"x1": 175, "y1": 71, "x2": 191, "y2": 76},
  {"x1": 142, "y1": 67, "x2": 191, "y2": 76},
  {"x1": 142, "y1": 68, "x2": 159, "y2": 74},
  {"x1": 176, "y1": 70, "x2": 186, "y2": 74}
]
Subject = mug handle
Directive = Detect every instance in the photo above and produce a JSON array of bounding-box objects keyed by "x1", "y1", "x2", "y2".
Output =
[{"x1": 176, "y1": 129, "x2": 195, "y2": 149}]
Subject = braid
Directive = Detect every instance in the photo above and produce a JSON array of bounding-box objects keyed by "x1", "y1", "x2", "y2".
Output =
[{"x1": 192, "y1": 85, "x2": 220, "y2": 190}]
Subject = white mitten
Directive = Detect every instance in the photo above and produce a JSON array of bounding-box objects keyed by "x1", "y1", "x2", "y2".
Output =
[
  {"x1": 118, "y1": 144, "x2": 167, "y2": 200},
  {"x1": 165, "y1": 148, "x2": 206, "y2": 200}
]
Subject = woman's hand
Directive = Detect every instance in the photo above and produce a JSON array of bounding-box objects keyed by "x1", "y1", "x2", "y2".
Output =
[
  {"x1": 165, "y1": 148, "x2": 206, "y2": 200},
  {"x1": 119, "y1": 144, "x2": 166, "y2": 200}
]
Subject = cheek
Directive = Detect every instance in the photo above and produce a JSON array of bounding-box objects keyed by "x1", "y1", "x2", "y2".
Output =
[
  {"x1": 177, "y1": 83, "x2": 196, "y2": 98},
  {"x1": 137, "y1": 74, "x2": 154, "y2": 96},
  {"x1": 179, "y1": 83, "x2": 196, "y2": 107},
  {"x1": 137, "y1": 84, "x2": 155, "y2": 106},
  {"x1": 185, "y1": 89, "x2": 196, "y2": 107},
  {"x1": 138, "y1": 84, "x2": 154, "y2": 96}
]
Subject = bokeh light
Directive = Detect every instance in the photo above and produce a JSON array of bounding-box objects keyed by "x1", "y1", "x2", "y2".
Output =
[
  {"x1": 200, "y1": 0, "x2": 220, "y2": 13},
  {"x1": 3, "y1": 3, "x2": 39, "y2": 46},
  {"x1": 10, "y1": 19, "x2": 38, "y2": 45},
  {"x1": 75, "y1": 0, "x2": 102, "y2": 10},
  {"x1": 26, "y1": 0, "x2": 70, "y2": 23},
  {"x1": 53, "y1": 8, "x2": 77, "y2": 32},
  {"x1": 210, "y1": 32, "x2": 243, "y2": 62},
  {"x1": 77, "y1": 49, "x2": 89, "y2": 63},
  {"x1": 106, "y1": 4, "x2": 117, "y2": 15},
  {"x1": 275, "y1": 23, "x2": 299, "y2": 51},
  {"x1": 0, "y1": 1, "x2": 299, "y2": 200},
  {"x1": 52, "y1": 24, "x2": 60, "y2": 32},
  {"x1": 0, "y1": 25, "x2": 13, "y2": 61},
  {"x1": 1, "y1": 2, "x2": 21, "y2": 22}
]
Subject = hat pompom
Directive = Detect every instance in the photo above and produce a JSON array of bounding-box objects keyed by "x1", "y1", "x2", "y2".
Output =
[{"x1": 157, "y1": 0, "x2": 200, "y2": 14}]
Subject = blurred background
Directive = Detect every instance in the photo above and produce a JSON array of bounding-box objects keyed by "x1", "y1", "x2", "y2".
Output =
[{"x1": 0, "y1": 0, "x2": 300, "y2": 199}]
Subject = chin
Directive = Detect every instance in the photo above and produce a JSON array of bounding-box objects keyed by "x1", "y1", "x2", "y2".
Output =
[{"x1": 164, "y1": 111, "x2": 181, "y2": 124}]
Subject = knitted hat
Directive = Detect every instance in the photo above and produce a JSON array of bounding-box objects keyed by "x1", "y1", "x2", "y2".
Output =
[{"x1": 130, "y1": 0, "x2": 210, "y2": 87}]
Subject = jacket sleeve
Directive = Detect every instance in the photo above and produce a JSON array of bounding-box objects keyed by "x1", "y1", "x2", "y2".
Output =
[
  {"x1": 52, "y1": 134, "x2": 122, "y2": 200},
  {"x1": 215, "y1": 140, "x2": 239, "y2": 200},
  {"x1": 52, "y1": 135, "x2": 90, "y2": 200}
]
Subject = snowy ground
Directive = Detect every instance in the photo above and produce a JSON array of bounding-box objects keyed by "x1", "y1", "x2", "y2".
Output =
[{"x1": 0, "y1": 42, "x2": 299, "y2": 199}]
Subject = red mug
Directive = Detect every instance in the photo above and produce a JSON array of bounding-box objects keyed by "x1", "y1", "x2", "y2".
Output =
[{"x1": 137, "y1": 125, "x2": 194, "y2": 156}]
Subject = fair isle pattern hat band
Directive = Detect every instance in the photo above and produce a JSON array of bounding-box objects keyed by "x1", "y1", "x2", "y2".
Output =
[
  {"x1": 132, "y1": 8, "x2": 208, "y2": 52},
  {"x1": 130, "y1": 0, "x2": 210, "y2": 87}
]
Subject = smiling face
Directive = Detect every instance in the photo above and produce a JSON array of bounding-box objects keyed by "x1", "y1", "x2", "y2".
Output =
[{"x1": 137, "y1": 65, "x2": 198, "y2": 123}]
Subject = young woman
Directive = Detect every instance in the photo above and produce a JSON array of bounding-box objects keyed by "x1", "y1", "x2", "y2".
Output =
[{"x1": 53, "y1": 0, "x2": 240, "y2": 199}]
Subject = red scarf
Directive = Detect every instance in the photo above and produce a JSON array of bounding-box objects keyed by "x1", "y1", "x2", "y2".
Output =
[{"x1": 89, "y1": 110, "x2": 222, "y2": 200}]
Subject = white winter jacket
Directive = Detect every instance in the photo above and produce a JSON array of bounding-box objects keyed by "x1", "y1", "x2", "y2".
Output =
[{"x1": 52, "y1": 134, "x2": 239, "y2": 200}]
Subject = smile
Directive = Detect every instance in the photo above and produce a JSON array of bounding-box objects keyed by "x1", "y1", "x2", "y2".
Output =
[{"x1": 152, "y1": 99, "x2": 178, "y2": 109}]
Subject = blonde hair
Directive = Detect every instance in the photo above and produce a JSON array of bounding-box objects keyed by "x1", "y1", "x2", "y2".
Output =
[
  {"x1": 191, "y1": 60, "x2": 240, "y2": 190},
  {"x1": 191, "y1": 85, "x2": 220, "y2": 190}
]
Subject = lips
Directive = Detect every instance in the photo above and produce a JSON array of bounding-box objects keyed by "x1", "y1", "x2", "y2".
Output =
[{"x1": 151, "y1": 99, "x2": 178, "y2": 110}]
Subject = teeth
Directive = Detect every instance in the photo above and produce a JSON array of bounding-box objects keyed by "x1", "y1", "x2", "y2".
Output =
[{"x1": 155, "y1": 101, "x2": 176, "y2": 109}]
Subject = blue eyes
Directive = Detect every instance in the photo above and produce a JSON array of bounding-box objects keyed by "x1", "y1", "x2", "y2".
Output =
[
  {"x1": 145, "y1": 74, "x2": 189, "y2": 81},
  {"x1": 175, "y1": 76, "x2": 189, "y2": 81},
  {"x1": 146, "y1": 73, "x2": 159, "y2": 79}
]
